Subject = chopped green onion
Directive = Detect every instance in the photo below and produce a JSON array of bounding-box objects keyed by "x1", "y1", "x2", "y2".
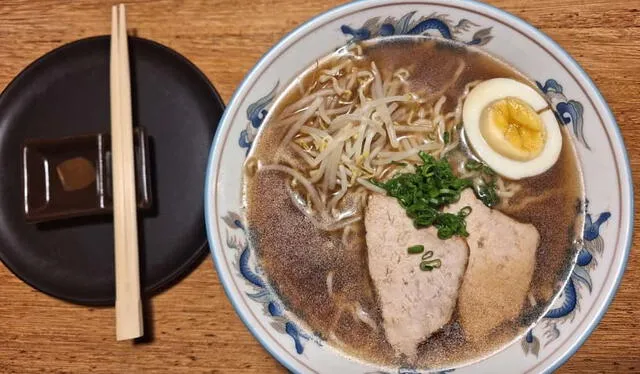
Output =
[
  {"x1": 465, "y1": 159, "x2": 500, "y2": 207},
  {"x1": 476, "y1": 183, "x2": 499, "y2": 208},
  {"x1": 371, "y1": 151, "x2": 473, "y2": 239},
  {"x1": 420, "y1": 258, "x2": 442, "y2": 271},
  {"x1": 421, "y1": 250, "x2": 434, "y2": 260},
  {"x1": 465, "y1": 159, "x2": 482, "y2": 171},
  {"x1": 458, "y1": 206, "x2": 472, "y2": 217},
  {"x1": 419, "y1": 251, "x2": 442, "y2": 271},
  {"x1": 408, "y1": 245, "x2": 425, "y2": 254}
]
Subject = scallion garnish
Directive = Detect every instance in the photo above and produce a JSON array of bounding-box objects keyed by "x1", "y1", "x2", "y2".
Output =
[
  {"x1": 458, "y1": 206, "x2": 472, "y2": 217},
  {"x1": 420, "y1": 259, "x2": 442, "y2": 271},
  {"x1": 465, "y1": 159, "x2": 500, "y2": 208},
  {"x1": 408, "y1": 245, "x2": 425, "y2": 254},
  {"x1": 420, "y1": 250, "x2": 442, "y2": 271},
  {"x1": 371, "y1": 151, "x2": 472, "y2": 239},
  {"x1": 476, "y1": 183, "x2": 499, "y2": 208},
  {"x1": 464, "y1": 159, "x2": 482, "y2": 171}
]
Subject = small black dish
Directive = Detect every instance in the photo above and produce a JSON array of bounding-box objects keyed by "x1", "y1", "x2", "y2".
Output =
[
  {"x1": 0, "y1": 36, "x2": 224, "y2": 305},
  {"x1": 22, "y1": 127, "x2": 153, "y2": 223}
]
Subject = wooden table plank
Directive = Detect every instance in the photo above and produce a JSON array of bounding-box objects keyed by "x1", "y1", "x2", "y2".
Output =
[{"x1": 0, "y1": 1, "x2": 637, "y2": 372}]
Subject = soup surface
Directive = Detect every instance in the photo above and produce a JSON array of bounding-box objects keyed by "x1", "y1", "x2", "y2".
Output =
[{"x1": 244, "y1": 37, "x2": 584, "y2": 368}]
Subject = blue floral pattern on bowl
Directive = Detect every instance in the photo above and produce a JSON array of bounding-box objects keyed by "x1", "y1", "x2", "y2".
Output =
[
  {"x1": 239, "y1": 82, "x2": 279, "y2": 154},
  {"x1": 537, "y1": 79, "x2": 590, "y2": 150},
  {"x1": 367, "y1": 368, "x2": 455, "y2": 374},
  {"x1": 222, "y1": 211, "x2": 314, "y2": 354},
  {"x1": 341, "y1": 11, "x2": 493, "y2": 45},
  {"x1": 522, "y1": 199, "x2": 611, "y2": 356}
]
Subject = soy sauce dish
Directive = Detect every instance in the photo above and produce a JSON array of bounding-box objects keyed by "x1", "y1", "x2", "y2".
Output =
[{"x1": 204, "y1": 1, "x2": 633, "y2": 372}]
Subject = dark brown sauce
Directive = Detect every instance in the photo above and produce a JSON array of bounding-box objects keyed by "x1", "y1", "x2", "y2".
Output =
[{"x1": 244, "y1": 37, "x2": 584, "y2": 369}]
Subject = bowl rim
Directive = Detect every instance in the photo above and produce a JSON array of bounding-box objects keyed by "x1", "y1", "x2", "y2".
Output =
[{"x1": 204, "y1": 0, "x2": 634, "y2": 372}]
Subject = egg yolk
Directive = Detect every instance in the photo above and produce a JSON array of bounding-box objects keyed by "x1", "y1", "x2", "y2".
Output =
[{"x1": 480, "y1": 97, "x2": 546, "y2": 161}]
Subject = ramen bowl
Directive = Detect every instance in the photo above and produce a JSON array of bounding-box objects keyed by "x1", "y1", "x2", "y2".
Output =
[{"x1": 204, "y1": 0, "x2": 633, "y2": 372}]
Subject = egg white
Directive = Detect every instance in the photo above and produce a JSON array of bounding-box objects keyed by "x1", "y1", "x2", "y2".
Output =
[{"x1": 463, "y1": 78, "x2": 562, "y2": 180}]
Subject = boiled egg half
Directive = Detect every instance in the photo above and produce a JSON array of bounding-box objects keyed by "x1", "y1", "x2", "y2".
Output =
[{"x1": 462, "y1": 78, "x2": 562, "y2": 180}]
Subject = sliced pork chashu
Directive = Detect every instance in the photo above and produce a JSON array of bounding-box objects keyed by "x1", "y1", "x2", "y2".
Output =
[
  {"x1": 447, "y1": 189, "x2": 540, "y2": 341},
  {"x1": 365, "y1": 194, "x2": 469, "y2": 359}
]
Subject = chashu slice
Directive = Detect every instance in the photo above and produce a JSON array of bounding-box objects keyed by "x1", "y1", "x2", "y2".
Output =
[
  {"x1": 447, "y1": 189, "x2": 540, "y2": 341},
  {"x1": 365, "y1": 194, "x2": 469, "y2": 359}
]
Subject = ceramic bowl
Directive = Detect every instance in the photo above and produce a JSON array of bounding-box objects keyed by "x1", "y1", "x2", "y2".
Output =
[{"x1": 204, "y1": 0, "x2": 633, "y2": 372}]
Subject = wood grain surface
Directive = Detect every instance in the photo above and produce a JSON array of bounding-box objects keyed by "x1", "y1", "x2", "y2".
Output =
[{"x1": 0, "y1": 0, "x2": 638, "y2": 373}]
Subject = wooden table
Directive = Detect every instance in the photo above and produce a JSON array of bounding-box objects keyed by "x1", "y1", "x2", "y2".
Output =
[{"x1": 0, "y1": 0, "x2": 637, "y2": 372}]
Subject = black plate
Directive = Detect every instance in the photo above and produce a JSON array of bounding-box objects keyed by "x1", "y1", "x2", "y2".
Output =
[{"x1": 0, "y1": 36, "x2": 224, "y2": 305}]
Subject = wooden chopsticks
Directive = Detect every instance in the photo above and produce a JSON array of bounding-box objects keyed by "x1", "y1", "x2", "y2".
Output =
[{"x1": 110, "y1": 3, "x2": 143, "y2": 341}]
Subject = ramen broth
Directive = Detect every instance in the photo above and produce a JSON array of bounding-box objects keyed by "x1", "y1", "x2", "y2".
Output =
[{"x1": 244, "y1": 37, "x2": 584, "y2": 368}]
